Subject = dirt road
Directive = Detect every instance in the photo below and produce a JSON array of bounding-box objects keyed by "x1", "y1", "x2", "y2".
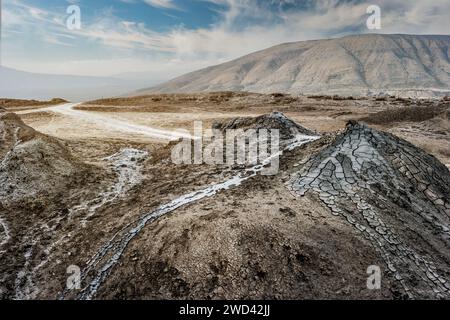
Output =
[{"x1": 17, "y1": 103, "x2": 193, "y2": 141}]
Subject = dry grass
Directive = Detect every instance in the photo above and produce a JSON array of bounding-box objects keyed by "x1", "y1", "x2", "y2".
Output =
[
  {"x1": 85, "y1": 92, "x2": 257, "y2": 107},
  {"x1": 81, "y1": 92, "x2": 308, "y2": 114}
]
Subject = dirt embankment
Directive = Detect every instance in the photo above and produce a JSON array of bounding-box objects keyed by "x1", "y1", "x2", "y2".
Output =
[
  {"x1": 0, "y1": 110, "x2": 92, "y2": 203},
  {"x1": 0, "y1": 98, "x2": 67, "y2": 112},
  {"x1": 358, "y1": 101, "x2": 450, "y2": 166},
  {"x1": 360, "y1": 103, "x2": 450, "y2": 125},
  {"x1": 0, "y1": 108, "x2": 110, "y2": 299}
]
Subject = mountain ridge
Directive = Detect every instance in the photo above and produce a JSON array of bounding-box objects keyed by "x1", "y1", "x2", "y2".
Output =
[{"x1": 138, "y1": 34, "x2": 450, "y2": 98}]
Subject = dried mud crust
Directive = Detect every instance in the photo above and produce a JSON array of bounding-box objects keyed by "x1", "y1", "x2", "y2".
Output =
[
  {"x1": 75, "y1": 134, "x2": 391, "y2": 300},
  {"x1": 0, "y1": 110, "x2": 110, "y2": 299},
  {"x1": 2, "y1": 139, "x2": 240, "y2": 299},
  {"x1": 289, "y1": 121, "x2": 450, "y2": 299},
  {"x1": 91, "y1": 120, "x2": 450, "y2": 300},
  {"x1": 2, "y1": 105, "x2": 450, "y2": 300},
  {"x1": 0, "y1": 111, "x2": 95, "y2": 204},
  {"x1": 79, "y1": 132, "x2": 385, "y2": 300},
  {"x1": 94, "y1": 178, "x2": 398, "y2": 300}
]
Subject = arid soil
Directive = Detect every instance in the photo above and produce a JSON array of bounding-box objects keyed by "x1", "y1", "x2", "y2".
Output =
[
  {"x1": 1, "y1": 92, "x2": 449, "y2": 300},
  {"x1": 80, "y1": 93, "x2": 450, "y2": 166}
]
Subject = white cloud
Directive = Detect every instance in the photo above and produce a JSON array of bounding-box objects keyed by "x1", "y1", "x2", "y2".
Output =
[
  {"x1": 3, "y1": 0, "x2": 450, "y2": 80},
  {"x1": 142, "y1": 0, "x2": 178, "y2": 9}
]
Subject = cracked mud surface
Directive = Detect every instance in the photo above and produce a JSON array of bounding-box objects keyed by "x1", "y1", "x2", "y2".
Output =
[
  {"x1": 1, "y1": 93, "x2": 450, "y2": 300},
  {"x1": 289, "y1": 121, "x2": 450, "y2": 299}
]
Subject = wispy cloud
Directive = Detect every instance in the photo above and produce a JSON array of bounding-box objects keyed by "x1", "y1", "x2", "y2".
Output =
[
  {"x1": 3, "y1": 0, "x2": 450, "y2": 79},
  {"x1": 120, "y1": 0, "x2": 179, "y2": 10},
  {"x1": 143, "y1": 0, "x2": 179, "y2": 9}
]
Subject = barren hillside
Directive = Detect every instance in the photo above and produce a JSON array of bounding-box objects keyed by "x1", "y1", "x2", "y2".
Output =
[{"x1": 140, "y1": 34, "x2": 450, "y2": 98}]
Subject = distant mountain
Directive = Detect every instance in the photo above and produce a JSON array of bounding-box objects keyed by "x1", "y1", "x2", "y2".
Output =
[
  {"x1": 139, "y1": 34, "x2": 450, "y2": 98},
  {"x1": 0, "y1": 66, "x2": 142, "y2": 101}
]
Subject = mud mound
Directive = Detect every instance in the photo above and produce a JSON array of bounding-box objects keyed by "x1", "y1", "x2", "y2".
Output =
[
  {"x1": 289, "y1": 121, "x2": 450, "y2": 299},
  {"x1": 213, "y1": 111, "x2": 316, "y2": 140},
  {"x1": 0, "y1": 111, "x2": 37, "y2": 158},
  {"x1": 0, "y1": 111, "x2": 86, "y2": 203}
]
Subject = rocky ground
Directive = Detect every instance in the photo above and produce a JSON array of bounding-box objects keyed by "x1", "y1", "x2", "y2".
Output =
[{"x1": 0, "y1": 93, "x2": 449, "y2": 300}]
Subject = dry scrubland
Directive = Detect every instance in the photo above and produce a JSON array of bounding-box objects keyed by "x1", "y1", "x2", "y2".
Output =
[{"x1": 1, "y1": 92, "x2": 450, "y2": 300}]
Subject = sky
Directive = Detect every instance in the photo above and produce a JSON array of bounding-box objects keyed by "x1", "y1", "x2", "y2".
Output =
[{"x1": 1, "y1": 0, "x2": 450, "y2": 83}]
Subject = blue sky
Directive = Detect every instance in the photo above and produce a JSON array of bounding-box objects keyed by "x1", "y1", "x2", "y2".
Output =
[{"x1": 2, "y1": 0, "x2": 450, "y2": 82}]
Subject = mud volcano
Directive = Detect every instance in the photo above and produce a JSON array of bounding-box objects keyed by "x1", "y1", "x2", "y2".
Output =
[
  {"x1": 213, "y1": 111, "x2": 317, "y2": 141},
  {"x1": 0, "y1": 110, "x2": 86, "y2": 203},
  {"x1": 289, "y1": 121, "x2": 450, "y2": 299}
]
